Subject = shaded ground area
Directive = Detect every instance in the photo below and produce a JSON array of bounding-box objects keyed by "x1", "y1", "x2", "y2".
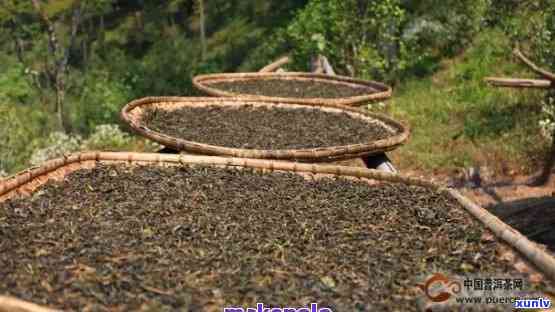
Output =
[
  {"x1": 144, "y1": 105, "x2": 393, "y2": 149},
  {"x1": 208, "y1": 79, "x2": 373, "y2": 98},
  {"x1": 489, "y1": 197, "x2": 555, "y2": 251},
  {"x1": 0, "y1": 164, "x2": 536, "y2": 311},
  {"x1": 461, "y1": 174, "x2": 555, "y2": 253}
]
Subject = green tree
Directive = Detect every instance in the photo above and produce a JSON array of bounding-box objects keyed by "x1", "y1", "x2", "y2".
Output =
[
  {"x1": 1, "y1": 0, "x2": 86, "y2": 132},
  {"x1": 281, "y1": 0, "x2": 406, "y2": 80}
]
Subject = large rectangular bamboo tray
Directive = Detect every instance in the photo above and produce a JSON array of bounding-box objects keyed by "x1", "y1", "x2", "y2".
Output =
[{"x1": 1, "y1": 152, "x2": 554, "y2": 311}]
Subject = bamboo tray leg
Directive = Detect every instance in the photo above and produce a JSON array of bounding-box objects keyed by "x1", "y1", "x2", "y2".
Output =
[
  {"x1": 157, "y1": 147, "x2": 208, "y2": 157},
  {"x1": 361, "y1": 153, "x2": 397, "y2": 173},
  {"x1": 157, "y1": 146, "x2": 180, "y2": 154}
]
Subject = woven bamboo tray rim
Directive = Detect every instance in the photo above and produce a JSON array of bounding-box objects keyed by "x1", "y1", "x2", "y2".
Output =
[
  {"x1": 120, "y1": 96, "x2": 410, "y2": 161},
  {"x1": 1, "y1": 152, "x2": 554, "y2": 311},
  {"x1": 192, "y1": 72, "x2": 392, "y2": 106}
]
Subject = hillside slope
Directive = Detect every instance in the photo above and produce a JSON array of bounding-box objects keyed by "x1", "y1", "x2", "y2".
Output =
[{"x1": 386, "y1": 30, "x2": 549, "y2": 178}]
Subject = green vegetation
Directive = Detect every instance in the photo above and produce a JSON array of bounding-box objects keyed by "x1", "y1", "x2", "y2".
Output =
[
  {"x1": 389, "y1": 30, "x2": 548, "y2": 174},
  {"x1": 386, "y1": 1, "x2": 553, "y2": 175},
  {"x1": 0, "y1": 0, "x2": 553, "y2": 177},
  {"x1": 0, "y1": 0, "x2": 307, "y2": 173}
]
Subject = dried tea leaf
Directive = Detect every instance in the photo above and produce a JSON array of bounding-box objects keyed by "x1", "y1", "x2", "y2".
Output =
[
  {"x1": 209, "y1": 79, "x2": 373, "y2": 99},
  {"x1": 0, "y1": 164, "x2": 547, "y2": 311},
  {"x1": 144, "y1": 105, "x2": 393, "y2": 150}
]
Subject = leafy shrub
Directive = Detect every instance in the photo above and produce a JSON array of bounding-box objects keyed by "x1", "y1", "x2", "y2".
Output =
[
  {"x1": 0, "y1": 103, "x2": 53, "y2": 173},
  {"x1": 0, "y1": 65, "x2": 34, "y2": 103},
  {"x1": 127, "y1": 38, "x2": 200, "y2": 97},
  {"x1": 72, "y1": 70, "x2": 132, "y2": 134},
  {"x1": 256, "y1": 0, "x2": 490, "y2": 82},
  {"x1": 282, "y1": 0, "x2": 406, "y2": 81},
  {"x1": 0, "y1": 53, "x2": 39, "y2": 104},
  {"x1": 490, "y1": 0, "x2": 553, "y2": 66},
  {"x1": 495, "y1": 2, "x2": 555, "y2": 143},
  {"x1": 400, "y1": 0, "x2": 490, "y2": 78}
]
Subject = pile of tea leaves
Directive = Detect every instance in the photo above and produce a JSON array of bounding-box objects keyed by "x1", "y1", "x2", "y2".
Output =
[
  {"x1": 208, "y1": 79, "x2": 373, "y2": 99},
  {"x1": 0, "y1": 164, "x2": 543, "y2": 311},
  {"x1": 144, "y1": 105, "x2": 393, "y2": 149}
]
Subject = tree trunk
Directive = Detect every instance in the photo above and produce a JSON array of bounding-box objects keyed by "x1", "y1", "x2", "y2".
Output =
[
  {"x1": 99, "y1": 14, "x2": 105, "y2": 53},
  {"x1": 135, "y1": 10, "x2": 145, "y2": 44},
  {"x1": 540, "y1": 92, "x2": 555, "y2": 184},
  {"x1": 199, "y1": 0, "x2": 206, "y2": 60},
  {"x1": 528, "y1": 90, "x2": 555, "y2": 186},
  {"x1": 380, "y1": 19, "x2": 399, "y2": 80},
  {"x1": 81, "y1": 37, "x2": 88, "y2": 72},
  {"x1": 55, "y1": 75, "x2": 66, "y2": 132},
  {"x1": 31, "y1": 0, "x2": 82, "y2": 133},
  {"x1": 529, "y1": 133, "x2": 555, "y2": 186}
]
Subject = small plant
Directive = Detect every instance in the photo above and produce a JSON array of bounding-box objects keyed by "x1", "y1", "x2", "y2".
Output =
[
  {"x1": 82, "y1": 124, "x2": 133, "y2": 151},
  {"x1": 29, "y1": 132, "x2": 82, "y2": 166},
  {"x1": 28, "y1": 125, "x2": 162, "y2": 167}
]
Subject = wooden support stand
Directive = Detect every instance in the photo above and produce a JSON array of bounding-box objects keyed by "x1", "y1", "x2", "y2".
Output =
[
  {"x1": 157, "y1": 146, "x2": 180, "y2": 154},
  {"x1": 361, "y1": 153, "x2": 397, "y2": 173}
]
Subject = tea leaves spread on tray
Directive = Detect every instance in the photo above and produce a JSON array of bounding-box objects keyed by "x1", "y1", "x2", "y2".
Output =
[
  {"x1": 0, "y1": 164, "x2": 535, "y2": 311},
  {"x1": 208, "y1": 79, "x2": 372, "y2": 99},
  {"x1": 144, "y1": 105, "x2": 393, "y2": 149}
]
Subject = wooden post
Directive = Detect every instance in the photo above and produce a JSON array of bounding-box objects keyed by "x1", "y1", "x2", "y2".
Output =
[
  {"x1": 320, "y1": 55, "x2": 336, "y2": 75},
  {"x1": 259, "y1": 56, "x2": 290, "y2": 73},
  {"x1": 310, "y1": 55, "x2": 324, "y2": 74}
]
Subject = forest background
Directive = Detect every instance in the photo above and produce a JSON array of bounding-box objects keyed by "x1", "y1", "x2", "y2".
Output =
[{"x1": 0, "y1": 0, "x2": 553, "y2": 178}]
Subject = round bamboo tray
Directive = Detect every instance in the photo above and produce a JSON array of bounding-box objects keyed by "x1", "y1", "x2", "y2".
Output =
[
  {"x1": 1, "y1": 152, "x2": 554, "y2": 311},
  {"x1": 120, "y1": 97, "x2": 410, "y2": 162},
  {"x1": 192, "y1": 72, "x2": 392, "y2": 106}
]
